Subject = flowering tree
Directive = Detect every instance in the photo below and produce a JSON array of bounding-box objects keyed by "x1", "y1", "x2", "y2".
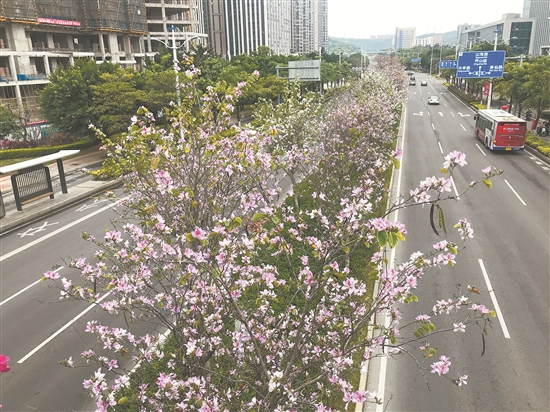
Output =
[{"x1": 46, "y1": 57, "x2": 501, "y2": 411}]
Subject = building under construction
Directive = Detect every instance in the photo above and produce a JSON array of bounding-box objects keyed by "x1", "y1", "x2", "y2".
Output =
[{"x1": 0, "y1": 0, "x2": 154, "y2": 118}]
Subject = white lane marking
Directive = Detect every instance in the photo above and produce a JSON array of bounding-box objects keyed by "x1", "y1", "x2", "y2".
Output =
[
  {"x1": 460, "y1": 124, "x2": 467, "y2": 132},
  {"x1": 0, "y1": 200, "x2": 123, "y2": 263},
  {"x1": 529, "y1": 156, "x2": 537, "y2": 160},
  {"x1": 18, "y1": 291, "x2": 111, "y2": 364},
  {"x1": 427, "y1": 111, "x2": 431, "y2": 116},
  {"x1": 504, "y1": 179, "x2": 527, "y2": 206},
  {"x1": 438, "y1": 141, "x2": 443, "y2": 153},
  {"x1": 475, "y1": 143, "x2": 487, "y2": 156},
  {"x1": 444, "y1": 103, "x2": 448, "y2": 107},
  {"x1": 368, "y1": 107, "x2": 409, "y2": 412},
  {"x1": 450, "y1": 176, "x2": 460, "y2": 199},
  {"x1": 543, "y1": 167, "x2": 550, "y2": 171},
  {"x1": 0, "y1": 267, "x2": 63, "y2": 307},
  {"x1": 535, "y1": 161, "x2": 543, "y2": 165},
  {"x1": 478, "y1": 259, "x2": 511, "y2": 339},
  {"x1": 432, "y1": 123, "x2": 435, "y2": 130},
  {"x1": 451, "y1": 112, "x2": 455, "y2": 117}
]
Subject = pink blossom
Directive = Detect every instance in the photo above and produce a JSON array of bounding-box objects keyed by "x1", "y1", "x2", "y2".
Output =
[
  {"x1": 191, "y1": 227, "x2": 208, "y2": 240},
  {"x1": 431, "y1": 355, "x2": 451, "y2": 376},
  {"x1": 44, "y1": 270, "x2": 60, "y2": 280},
  {"x1": 0, "y1": 354, "x2": 11, "y2": 373}
]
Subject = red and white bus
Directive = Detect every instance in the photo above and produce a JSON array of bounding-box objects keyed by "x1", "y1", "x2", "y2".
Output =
[{"x1": 473, "y1": 109, "x2": 527, "y2": 151}]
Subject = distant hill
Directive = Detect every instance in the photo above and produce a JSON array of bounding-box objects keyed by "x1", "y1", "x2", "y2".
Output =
[{"x1": 329, "y1": 30, "x2": 458, "y2": 53}]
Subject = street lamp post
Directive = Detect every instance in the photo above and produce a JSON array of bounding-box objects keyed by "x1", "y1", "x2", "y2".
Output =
[
  {"x1": 487, "y1": 30, "x2": 498, "y2": 110},
  {"x1": 438, "y1": 41, "x2": 443, "y2": 76}
]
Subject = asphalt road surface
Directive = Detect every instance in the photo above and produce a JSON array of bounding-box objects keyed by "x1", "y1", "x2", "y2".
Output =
[{"x1": 366, "y1": 74, "x2": 549, "y2": 411}]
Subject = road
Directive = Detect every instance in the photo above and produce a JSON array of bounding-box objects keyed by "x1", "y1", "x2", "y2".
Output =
[
  {"x1": 366, "y1": 74, "x2": 549, "y2": 411},
  {"x1": 0, "y1": 192, "x2": 165, "y2": 411}
]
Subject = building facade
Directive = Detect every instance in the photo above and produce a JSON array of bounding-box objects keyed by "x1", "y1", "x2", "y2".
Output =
[
  {"x1": 522, "y1": 0, "x2": 550, "y2": 56},
  {"x1": 415, "y1": 35, "x2": 442, "y2": 47},
  {"x1": 144, "y1": 0, "x2": 207, "y2": 54},
  {"x1": 0, "y1": 0, "x2": 154, "y2": 117},
  {"x1": 457, "y1": 13, "x2": 535, "y2": 57},
  {"x1": 291, "y1": 0, "x2": 328, "y2": 55},
  {"x1": 202, "y1": 0, "x2": 291, "y2": 58},
  {"x1": 394, "y1": 27, "x2": 416, "y2": 50}
]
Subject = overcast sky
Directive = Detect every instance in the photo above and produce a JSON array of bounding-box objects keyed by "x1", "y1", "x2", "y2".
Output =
[{"x1": 328, "y1": 0, "x2": 524, "y2": 38}]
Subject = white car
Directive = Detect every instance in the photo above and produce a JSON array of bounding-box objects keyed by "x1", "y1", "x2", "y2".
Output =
[{"x1": 428, "y1": 96, "x2": 440, "y2": 105}]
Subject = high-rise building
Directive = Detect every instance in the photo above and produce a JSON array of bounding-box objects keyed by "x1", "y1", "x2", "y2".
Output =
[
  {"x1": 522, "y1": 0, "x2": 550, "y2": 56},
  {"x1": 394, "y1": 28, "x2": 416, "y2": 50},
  {"x1": 415, "y1": 35, "x2": 442, "y2": 47},
  {"x1": 203, "y1": 0, "x2": 291, "y2": 59},
  {"x1": 291, "y1": 0, "x2": 328, "y2": 55}
]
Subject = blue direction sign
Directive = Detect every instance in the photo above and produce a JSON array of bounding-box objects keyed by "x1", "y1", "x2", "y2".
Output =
[
  {"x1": 440, "y1": 60, "x2": 457, "y2": 69},
  {"x1": 456, "y1": 51, "x2": 506, "y2": 78},
  {"x1": 411, "y1": 57, "x2": 419, "y2": 63}
]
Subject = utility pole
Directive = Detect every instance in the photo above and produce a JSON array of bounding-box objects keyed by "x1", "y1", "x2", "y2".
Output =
[
  {"x1": 170, "y1": 27, "x2": 181, "y2": 108},
  {"x1": 487, "y1": 30, "x2": 498, "y2": 110},
  {"x1": 429, "y1": 43, "x2": 434, "y2": 75},
  {"x1": 438, "y1": 41, "x2": 443, "y2": 76}
]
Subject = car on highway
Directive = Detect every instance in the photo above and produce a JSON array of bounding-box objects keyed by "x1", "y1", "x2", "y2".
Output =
[
  {"x1": 428, "y1": 96, "x2": 440, "y2": 105},
  {"x1": 421, "y1": 80, "x2": 428, "y2": 86},
  {"x1": 409, "y1": 78, "x2": 416, "y2": 85}
]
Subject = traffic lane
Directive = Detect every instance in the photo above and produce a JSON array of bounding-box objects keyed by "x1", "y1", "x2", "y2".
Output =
[
  {"x1": 381, "y1": 130, "x2": 548, "y2": 411},
  {"x1": 0, "y1": 193, "x2": 118, "y2": 257},
  {"x1": 2, "y1": 298, "x2": 165, "y2": 411},
  {"x1": 0, "y1": 201, "x2": 121, "y2": 302}
]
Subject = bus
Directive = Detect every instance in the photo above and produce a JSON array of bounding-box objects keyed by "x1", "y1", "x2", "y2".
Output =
[{"x1": 473, "y1": 109, "x2": 527, "y2": 151}]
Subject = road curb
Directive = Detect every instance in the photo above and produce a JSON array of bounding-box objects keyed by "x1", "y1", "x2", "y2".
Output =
[{"x1": 0, "y1": 179, "x2": 122, "y2": 235}]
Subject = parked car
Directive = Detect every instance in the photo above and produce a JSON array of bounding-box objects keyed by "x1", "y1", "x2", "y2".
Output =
[
  {"x1": 428, "y1": 96, "x2": 440, "y2": 105},
  {"x1": 421, "y1": 80, "x2": 428, "y2": 86}
]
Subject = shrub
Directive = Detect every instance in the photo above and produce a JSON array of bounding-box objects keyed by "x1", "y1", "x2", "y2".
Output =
[{"x1": 0, "y1": 138, "x2": 99, "y2": 160}]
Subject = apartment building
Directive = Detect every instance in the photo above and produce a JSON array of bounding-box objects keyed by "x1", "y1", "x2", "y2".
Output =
[
  {"x1": 394, "y1": 27, "x2": 416, "y2": 50},
  {"x1": 415, "y1": 35, "x2": 442, "y2": 47},
  {"x1": 291, "y1": 0, "x2": 328, "y2": 55},
  {"x1": 0, "y1": 0, "x2": 153, "y2": 117}
]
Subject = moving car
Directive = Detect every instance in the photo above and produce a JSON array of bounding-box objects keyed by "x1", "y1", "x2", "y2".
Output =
[
  {"x1": 409, "y1": 78, "x2": 416, "y2": 85},
  {"x1": 421, "y1": 80, "x2": 428, "y2": 86},
  {"x1": 428, "y1": 96, "x2": 440, "y2": 105}
]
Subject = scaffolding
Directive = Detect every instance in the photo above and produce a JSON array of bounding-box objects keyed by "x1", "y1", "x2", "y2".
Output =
[
  {"x1": 34, "y1": 0, "x2": 80, "y2": 22},
  {"x1": 0, "y1": 0, "x2": 37, "y2": 21},
  {"x1": 81, "y1": 0, "x2": 147, "y2": 33}
]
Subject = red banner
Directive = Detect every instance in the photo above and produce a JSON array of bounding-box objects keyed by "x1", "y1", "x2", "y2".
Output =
[
  {"x1": 37, "y1": 18, "x2": 81, "y2": 27},
  {"x1": 483, "y1": 82, "x2": 490, "y2": 96}
]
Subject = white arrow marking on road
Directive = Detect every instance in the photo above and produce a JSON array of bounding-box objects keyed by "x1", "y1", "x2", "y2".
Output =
[
  {"x1": 413, "y1": 112, "x2": 424, "y2": 116},
  {"x1": 457, "y1": 112, "x2": 471, "y2": 117},
  {"x1": 438, "y1": 112, "x2": 443, "y2": 116},
  {"x1": 17, "y1": 221, "x2": 59, "y2": 238},
  {"x1": 76, "y1": 198, "x2": 108, "y2": 212}
]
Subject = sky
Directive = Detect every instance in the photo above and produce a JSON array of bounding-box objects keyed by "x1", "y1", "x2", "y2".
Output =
[{"x1": 328, "y1": 0, "x2": 525, "y2": 38}]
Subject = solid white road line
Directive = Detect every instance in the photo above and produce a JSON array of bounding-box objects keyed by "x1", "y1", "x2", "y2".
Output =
[
  {"x1": 478, "y1": 259, "x2": 511, "y2": 339},
  {"x1": 0, "y1": 267, "x2": 64, "y2": 307},
  {"x1": 450, "y1": 176, "x2": 460, "y2": 200},
  {"x1": 475, "y1": 144, "x2": 486, "y2": 156},
  {"x1": 451, "y1": 112, "x2": 455, "y2": 117},
  {"x1": 504, "y1": 179, "x2": 527, "y2": 206},
  {"x1": 18, "y1": 291, "x2": 111, "y2": 364},
  {"x1": 460, "y1": 124, "x2": 467, "y2": 132},
  {"x1": 369, "y1": 107, "x2": 408, "y2": 412},
  {"x1": 0, "y1": 200, "x2": 122, "y2": 263},
  {"x1": 432, "y1": 123, "x2": 435, "y2": 130},
  {"x1": 438, "y1": 141, "x2": 443, "y2": 154}
]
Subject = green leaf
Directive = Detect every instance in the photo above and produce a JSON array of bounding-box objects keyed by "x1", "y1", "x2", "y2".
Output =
[
  {"x1": 392, "y1": 158, "x2": 401, "y2": 170},
  {"x1": 429, "y1": 204, "x2": 440, "y2": 236},
  {"x1": 438, "y1": 207, "x2": 447, "y2": 235},
  {"x1": 252, "y1": 213, "x2": 266, "y2": 221},
  {"x1": 271, "y1": 216, "x2": 280, "y2": 224},
  {"x1": 490, "y1": 310, "x2": 497, "y2": 318},
  {"x1": 388, "y1": 232, "x2": 398, "y2": 248},
  {"x1": 440, "y1": 167, "x2": 448, "y2": 173},
  {"x1": 483, "y1": 179, "x2": 493, "y2": 188},
  {"x1": 396, "y1": 231, "x2": 406, "y2": 241},
  {"x1": 376, "y1": 231, "x2": 388, "y2": 247},
  {"x1": 117, "y1": 397, "x2": 129, "y2": 405}
]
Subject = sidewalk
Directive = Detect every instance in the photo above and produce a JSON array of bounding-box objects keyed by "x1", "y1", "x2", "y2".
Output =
[{"x1": 0, "y1": 145, "x2": 121, "y2": 235}]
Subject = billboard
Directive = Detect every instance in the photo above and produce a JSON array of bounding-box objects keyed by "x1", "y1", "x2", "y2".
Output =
[
  {"x1": 456, "y1": 51, "x2": 506, "y2": 78},
  {"x1": 288, "y1": 60, "x2": 321, "y2": 81}
]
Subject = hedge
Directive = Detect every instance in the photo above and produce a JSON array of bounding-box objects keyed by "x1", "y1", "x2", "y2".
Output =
[{"x1": 0, "y1": 138, "x2": 99, "y2": 160}]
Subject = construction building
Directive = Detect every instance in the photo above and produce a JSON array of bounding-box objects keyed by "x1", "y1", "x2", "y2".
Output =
[{"x1": 0, "y1": 0, "x2": 157, "y2": 118}]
